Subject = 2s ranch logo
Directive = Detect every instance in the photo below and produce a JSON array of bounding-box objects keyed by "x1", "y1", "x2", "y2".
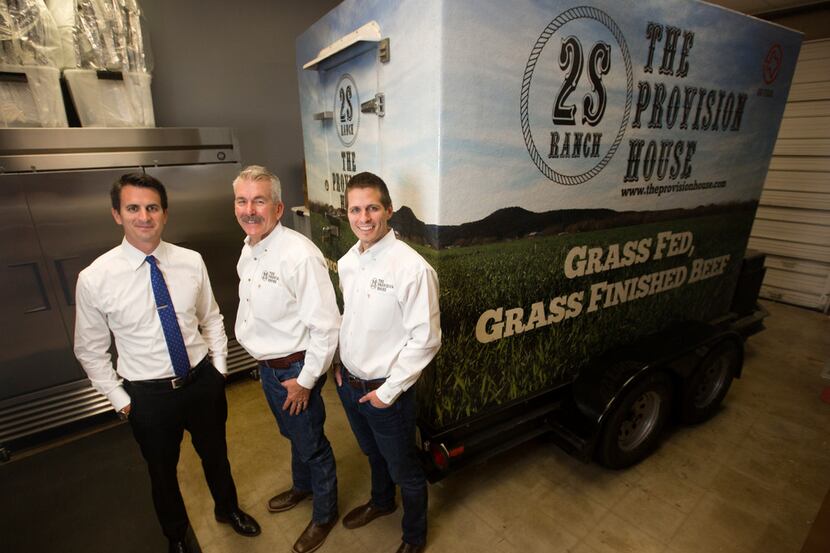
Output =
[
  {"x1": 520, "y1": 7, "x2": 633, "y2": 185},
  {"x1": 334, "y1": 73, "x2": 359, "y2": 147}
]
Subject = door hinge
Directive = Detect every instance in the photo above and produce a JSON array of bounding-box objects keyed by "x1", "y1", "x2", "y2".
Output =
[{"x1": 379, "y1": 38, "x2": 390, "y2": 63}]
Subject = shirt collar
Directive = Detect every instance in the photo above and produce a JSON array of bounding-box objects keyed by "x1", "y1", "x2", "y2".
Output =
[
  {"x1": 350, "y1": 228, "x2": 396, "y2": 260},
  {"x1": 244, "y1": 221, "x2": 284, "y2": 252},
  {"x1": 120, "y1": 237, "x2": 167, "y2": 271}
]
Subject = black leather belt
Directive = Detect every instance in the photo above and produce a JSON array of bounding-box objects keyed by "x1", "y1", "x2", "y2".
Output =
[
  {"x1": 128, "y1": 357, "x2": 208, "y2": 390},
  {"x1": 345, "y1": 370, "x2": 385, "y2": 392},
  {"x1": 261, "y1": 351, "x2": 306, "y2": 369}
]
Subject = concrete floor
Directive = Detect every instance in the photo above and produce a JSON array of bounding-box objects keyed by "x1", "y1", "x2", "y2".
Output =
[{"x1": 176, "y1": 299, "x2": 830, "y2": 553}]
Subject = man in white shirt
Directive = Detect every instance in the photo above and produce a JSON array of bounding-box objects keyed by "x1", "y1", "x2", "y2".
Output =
[
  {"x1": 74, "y1": 173, "x2": 260, "y2": 553},
  {"x1": 233, "y1": 166, "x2": 340, "y2": 553},
  {"x1": 336, "y1": 172, "x2": 441, "y2": 553}
]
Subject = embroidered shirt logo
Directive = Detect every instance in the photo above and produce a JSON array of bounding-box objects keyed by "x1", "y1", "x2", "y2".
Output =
[
  {"x1": 370, "y1": 277, "x2": 394, "y2": 293},
  {"x1": 261, "y1": 270, "x2": 279, "y2": 284}
]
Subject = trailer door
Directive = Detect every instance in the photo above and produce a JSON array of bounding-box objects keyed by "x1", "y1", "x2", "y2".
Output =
[
  {"x1": 303, "y1": 22, "x2": 387, "y2": 260},
  {"x1": 320, "y1": 48, "x2": 383, "y2": 210},
  {"x1": 305, "y1": 21, "x2": 386, "y2": 209}
]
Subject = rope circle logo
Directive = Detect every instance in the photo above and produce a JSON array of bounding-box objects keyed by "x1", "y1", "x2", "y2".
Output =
[
  {"x1": 520, "y1": 7, "x2": 633, "y2": 185},
  {"x1": 334, "y1": 73, "x2": 360, "y2": 147}
]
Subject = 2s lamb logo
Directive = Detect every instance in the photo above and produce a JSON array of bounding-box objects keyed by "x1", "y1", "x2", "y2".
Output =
[{"x1": 520, "y1": 7, "x2": 633, "y2": 185}]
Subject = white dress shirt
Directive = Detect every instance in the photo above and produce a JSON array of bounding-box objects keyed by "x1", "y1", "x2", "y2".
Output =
[
  {"x1": 338, "y1": 230, "x2": 441, "y2": 405},
  {"x1": 74, "y1": 239, "x2": 228, "y2": 411},
  {"x1": 235, "y1": 222, "x2": 340, "y2": 390}
]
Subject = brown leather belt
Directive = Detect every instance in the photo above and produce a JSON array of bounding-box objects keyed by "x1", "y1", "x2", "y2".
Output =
[
  {"x1": 260, "y1": 351, "x2": 306, "y2": 369},
  {"x1": 345, "y1": 371, "x2": 385, "y2": 392}
]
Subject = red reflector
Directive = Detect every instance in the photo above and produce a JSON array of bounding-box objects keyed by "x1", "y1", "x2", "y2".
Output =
[
  {"x1": 429, "y1": 443, "x2": 450, "y2": 470},
  {"x1": 448, "y1": 445, "x2": 464, "y2": 457}
]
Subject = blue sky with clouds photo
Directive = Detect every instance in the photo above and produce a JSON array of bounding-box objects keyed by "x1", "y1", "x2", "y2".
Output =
[{"x1": 297, "y1": 0, "x2": 801, "y2": 226}]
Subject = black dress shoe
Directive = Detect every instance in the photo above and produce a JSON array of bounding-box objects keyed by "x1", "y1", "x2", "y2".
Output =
[
  {"x1": 268, "y1": 487, "x2": 312, "y2": 512},
  {"x1": 168, "y1": 541, "x2": 202, "y2": 553},
  {"x1": 293, "y1": 516, "x2": 339, "y2": 553},
  {"x1": 395, "y1": 542, "x2": 425, "y2": 553},
  {"x1": 342, "y1": 500, "x2": 397, "y2": 529},
  {"x1": 169, "y1": 526, "x2": 202, "y2": 553},
  {"x1": 215, "y1": 509, "x2": 261, "y2": 536}
]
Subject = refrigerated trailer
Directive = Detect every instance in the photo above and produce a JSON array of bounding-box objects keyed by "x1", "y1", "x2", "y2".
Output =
[{"x1": 296, "y1": 0, "x2": 802, "y2": 476}]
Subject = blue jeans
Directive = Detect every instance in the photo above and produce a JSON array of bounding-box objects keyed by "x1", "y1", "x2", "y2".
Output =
[
  {"x1": 260, "y1": 360, "x2": 337, "y2": 524},
  {"x1": 337, "y1": 374, "x2": 427, "y2": 546}
]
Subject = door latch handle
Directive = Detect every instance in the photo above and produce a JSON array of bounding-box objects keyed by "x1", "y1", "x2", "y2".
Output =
[
  {"x1": 55, "y1": 256, "x2": 79, "y2": 306},
  {"x1": 361, "y1": 93, "x2": 385, "y2": 117},
  {"x1": 9, "y1": 261, "x2": 51, "y2": 313}
]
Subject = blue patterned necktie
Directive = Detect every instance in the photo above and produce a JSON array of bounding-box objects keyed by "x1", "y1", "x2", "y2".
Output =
[{"x1": 146, "y1": 255, "x2": 190, "y2": 378}]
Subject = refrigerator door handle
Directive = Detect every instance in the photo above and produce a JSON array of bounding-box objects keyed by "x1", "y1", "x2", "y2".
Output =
[
  {"x1": 54, "y1": 256, "x2": 79, "y2": 306},
  {"x1": 10, "y1": 261, "x2": 52, "y2": 313}
]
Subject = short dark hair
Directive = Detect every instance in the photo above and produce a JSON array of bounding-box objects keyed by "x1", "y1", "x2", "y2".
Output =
[
  {"x1": 110, "y1": 173, "x2": 168, "y2": 211},
  {"x1": 346, "y1": 171, "x2": 392, "y2": 209}
]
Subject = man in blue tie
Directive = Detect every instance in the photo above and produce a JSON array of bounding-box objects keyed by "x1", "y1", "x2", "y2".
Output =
[{"x1": 74, "y1": 173, "x2": 260, "y2": 553}]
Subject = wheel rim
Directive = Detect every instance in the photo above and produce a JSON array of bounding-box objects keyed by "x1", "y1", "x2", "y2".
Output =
[
  {"x1": 618, "y1": 390, "x2": 662, "y2": 452},
  {"x1": 693, "y1": 354, "x2": 731, "y2": 408}
]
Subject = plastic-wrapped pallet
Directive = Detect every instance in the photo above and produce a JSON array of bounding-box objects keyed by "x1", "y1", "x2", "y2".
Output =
[
  {"x1": 46, "y1": 0, "x2": 154, "y2": 127},
  {"x1": 0, "y1": 0, "x2": 67, "y2": 127},
  {"x1": 43, "y1": 0, "x2": 77, "y2": 68},
  {"x1": 63, "y1": 67, "x2": 153, "y2": 126}
]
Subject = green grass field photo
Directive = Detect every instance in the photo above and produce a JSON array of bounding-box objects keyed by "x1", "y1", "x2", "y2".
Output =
[{"x1": 310, "y1": 209, "x2": 755, "y2": 430}]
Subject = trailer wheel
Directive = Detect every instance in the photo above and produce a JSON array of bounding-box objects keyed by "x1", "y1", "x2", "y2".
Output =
[
  {"x1": 596, "y1": 372, "x2": 672, "y2": 469},
  {"x1": 679, "y1": 340, "x2": 739, "y2": 424}
]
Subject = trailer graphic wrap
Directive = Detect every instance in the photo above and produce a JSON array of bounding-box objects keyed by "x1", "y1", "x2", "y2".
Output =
[{"x1": 296, "y1": 0, "x2": 801, "y2": 429}]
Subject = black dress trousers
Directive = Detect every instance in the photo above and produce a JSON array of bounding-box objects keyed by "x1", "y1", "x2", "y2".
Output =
[{"x1": 124, "y1": 360, "x2": 239, "y2": 540}]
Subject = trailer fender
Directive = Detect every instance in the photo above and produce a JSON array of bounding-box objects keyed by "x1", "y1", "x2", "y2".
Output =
[
  {"x1": 668, "y1": 331, "x2": 745, "y2": 381},
  {"x1": 572, "y1": 357, "x2": 652, "y2": 429},
  {"x1": 569, "y1": 324, "x2": 743, "y2": 455},
  {"x1": 677, "y1": 335, "x2": 744, "y2": 424}
]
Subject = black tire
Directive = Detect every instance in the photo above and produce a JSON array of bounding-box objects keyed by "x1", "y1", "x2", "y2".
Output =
[
  {"x1": 596, "y1": 371, "x2": 673, "y2": 469},
  {"x1": 679, "y1": 340, "x2": 739, "y2": 424}
]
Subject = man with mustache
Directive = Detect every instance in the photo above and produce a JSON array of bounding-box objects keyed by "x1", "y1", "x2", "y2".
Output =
[
  {"x1": 74, "y1": 173, "x2": 261, "y2": 553},
  {"x1": 233, "y1": 166, "x2": 341, "y2": 553}
]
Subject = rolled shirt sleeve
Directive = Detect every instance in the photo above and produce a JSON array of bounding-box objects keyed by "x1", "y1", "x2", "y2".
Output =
[{"x1": 73, "y1": 272, "x2": 131, "y2": 412}]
